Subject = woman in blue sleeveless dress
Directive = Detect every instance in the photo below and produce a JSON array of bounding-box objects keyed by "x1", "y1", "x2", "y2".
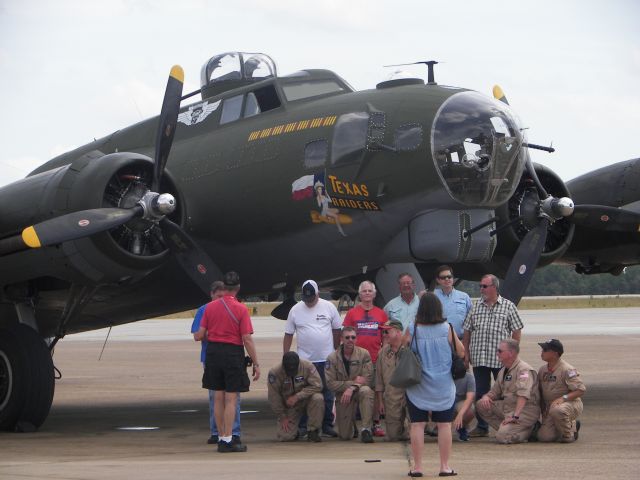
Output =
[{"x1": 405, "y1": 292, "x2": 465, "y2": 477}]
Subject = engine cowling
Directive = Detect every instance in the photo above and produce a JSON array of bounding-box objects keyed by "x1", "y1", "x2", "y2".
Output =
[
  {"x1": 493, "y1": 162, "x2": 575, "y2": 271},
  {"x1": 0, "y1": 151, "x2": 182, "y2": 286}
]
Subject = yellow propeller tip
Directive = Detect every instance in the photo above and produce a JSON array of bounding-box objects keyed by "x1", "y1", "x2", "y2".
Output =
[
  {"x1": 170, "y1": 65, "x2": 184, "y2": 83},
  {"x1": 493, "y1": 85, "x2": 505, "y2": 100},
  {"x1": 22, "y1": 226, "x2": 42, "y2": 248}
]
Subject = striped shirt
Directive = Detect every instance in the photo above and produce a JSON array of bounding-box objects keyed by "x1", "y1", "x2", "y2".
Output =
[{"x1": 462, "y1": 296, "x2": 523, "y2": 369}]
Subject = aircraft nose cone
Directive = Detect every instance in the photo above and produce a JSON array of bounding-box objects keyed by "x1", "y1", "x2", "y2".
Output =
[{"x1": 555, "y1": 197, "x2": 575, "y2": 217}]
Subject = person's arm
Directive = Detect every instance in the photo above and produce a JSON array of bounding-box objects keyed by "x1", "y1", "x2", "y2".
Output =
[
  {"x1": 242, "y1": 333, "x2": 260, "y2": 381},
  {"x1": 332, "y1": 329, "x2": 341, "y2": 349},
  {"x1": 454, "y1": 391, "x2": 475, "y2": 429},
  {"x1": 283, "y1": 333, "x2": 294, "y2": 353},
  {"x1": 194, "y1": 326, "x2": 206, "y2": 342},
  {"x1": 462, "y1": 330, "x2": 471, "y2": 368},
  {"x1": 503, "y1": 396, "x2": 527, "y2": 424},
  {"x1": 511, "y1": 329, "x2": 522, "y2": 343}
]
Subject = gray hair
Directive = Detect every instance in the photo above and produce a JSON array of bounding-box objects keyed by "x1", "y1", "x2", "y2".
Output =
[
  {"x1": 358, "y1": 280, "x2": 376, "y2": 293},
  {"x1": 482, "y1": 274, "x2": 500, "y2": 291},
  {"x1": 500, "y1": 338, "x2": 520, "y2": 354}
]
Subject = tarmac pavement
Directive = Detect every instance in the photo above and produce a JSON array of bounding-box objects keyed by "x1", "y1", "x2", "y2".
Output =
[{"x1": 1, "y1": 309, "x2": 639, "y2": 479}]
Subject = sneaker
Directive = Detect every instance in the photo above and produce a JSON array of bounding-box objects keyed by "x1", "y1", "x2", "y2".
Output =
[
  {"x1": 207, "y1": 434, "x2": 219, "y2": 445},
  {"x1": 372, "y1": 423, "x2": 386, "y2": 437},
  {"x1": 322, "y1": 427, "x2": 338, "y2": 438},
  {"x1": 424, "y1": 426, "x2": 438, "y2": 437},
  {"x1": 468, "y1": 427, "x2": 489, "y2": 438},
  {"x1": 360, "y1": 429, "x2": 374, "y2": 443},
  {"x1": 298, "y1": 427, "x2": 308, "y2": 438},
  {"x1": 574, "y1": 420, "x2": 581, "y2": 441},
  {"x1": 231, "y1": 435, "x2": 241, "y2": 445},
  {"x1": 307, "y1": 429, "x2": 322, "y2": 443},
  {"x1": 457, "y1": 427, "x2": 469, "y2": 442},
  {"x1": 217, "y1": 440, "x2": 247, "y2": 453}
]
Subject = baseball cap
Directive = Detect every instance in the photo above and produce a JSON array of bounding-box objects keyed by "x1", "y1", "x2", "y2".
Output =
[
  {"x1": 381, "y1": 320, "x2": 404, "y2": 331},
  {"x1": 301, "y1": 280, "x2": 318, "y2": 301},
  {"x1": 538, "y1": 339, "x2": 564, "y2": 355},
  {"x1": 282, "y1": 351, "x2": 300, "y2": 377}
]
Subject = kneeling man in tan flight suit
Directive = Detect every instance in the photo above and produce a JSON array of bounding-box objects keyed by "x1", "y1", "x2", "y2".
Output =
[
  {"x1": 476, "y1": 338, "x2": 541, "y2": 444},
  {"x1": 537, "y1": 339, "x2": 586, "y2": 443},
  {"x1": 326, "y1": 326, "x2": 375, "y2": 443},
  {"x1": 267, "y1": 352, "x2": 324, "y2": 442}
]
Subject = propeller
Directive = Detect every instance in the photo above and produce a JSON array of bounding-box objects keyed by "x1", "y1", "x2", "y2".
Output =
[
  {"x1": 8, "y1": 65, "x2": 223, "y2": 296},
  {"x1": 492, "y1": 85, "x2": 640, "y2": 304}
]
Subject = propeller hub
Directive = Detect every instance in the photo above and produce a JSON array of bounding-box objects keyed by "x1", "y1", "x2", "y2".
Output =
[
  {"x1": 155, "y1": 193, "x2": 176, "y2": 215},
  {"x1": 542, "y1": 196, "x2": 574, "y2": 219}
]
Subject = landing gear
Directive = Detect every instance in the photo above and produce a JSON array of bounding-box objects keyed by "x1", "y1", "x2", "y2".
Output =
[{"x1": 0, "y1": 323, "x2": 54, "y2": 431}]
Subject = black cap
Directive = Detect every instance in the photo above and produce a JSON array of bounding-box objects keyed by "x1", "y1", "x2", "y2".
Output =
[
  {"x1": 223, "y1": 271, "x2": 240, "y2": 287},
  {"x1": 301, "y1": 280, "x2": 318, "y2": 302},
  {"x1": 538, "y1": 338, "x2": 564, "y2": 355},
  {"x1": 282, "y1": 351, "x2": 300, "y2": 377}
]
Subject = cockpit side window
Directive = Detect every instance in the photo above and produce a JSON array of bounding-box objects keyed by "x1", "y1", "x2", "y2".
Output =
[
  {"x1": 220, "y1": 95, "x2": 244, "y2": 124},
  {"x1": 244, "y1": 92, "x2": 260, "y2": 118},
  {"x1": 282, "y1": 80, "x2": 344, "y2": 102}
]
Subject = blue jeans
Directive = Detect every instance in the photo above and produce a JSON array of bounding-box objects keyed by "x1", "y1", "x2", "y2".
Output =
[
  {"x1": 208, "y1": 390, "x2": 241, "y2": 436},
  {"x1": 473, "y1": 366, "x2": 501, "y2": 431},
  {"x1": 299, "y1": 361, "x2": 334, "y2": 432}
]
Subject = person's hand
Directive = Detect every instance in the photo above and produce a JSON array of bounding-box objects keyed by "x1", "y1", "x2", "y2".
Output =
[
  {"x1": 453, "y1": 413, "x2": 463, "y2": 429},
  {"x1": 378, "y1": 402, "x2": 386, "y2": 416},
  {"x1": 501, "y1": 415, "x2": 519, "y2": 426},
  {"x1": 280, "y1": 417, "x2": 292, "y2": 433},
  {"x1": 252, "y1": 365, "x2": 261, "y2": 381},
  {"x1": 341, "y1": 386, "x2": 354, "y2": 405},
  {"x1": 354, "y1": 376, "x2": 366, "y2": 385},
  {"x1": 478, "y1": 395, "x2": 493, "y2": 409},
  {"x1": 285, "y1": 394, "x2": 298, "y2": 408},
  {"x1": 550, "y1": 397, "x2": 564, "y2": 408}
]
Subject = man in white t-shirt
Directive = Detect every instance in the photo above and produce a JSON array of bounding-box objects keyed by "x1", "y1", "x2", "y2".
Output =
[{"x1": 284, "y1": 279, "x2": 342, "y2": 437}]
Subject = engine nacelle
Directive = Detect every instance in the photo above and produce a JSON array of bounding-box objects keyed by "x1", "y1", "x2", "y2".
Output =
[
  {"x1": 493, "y1": 162, "x2": 575, "y2": 272},
  {"x1": 0, "y1": 151, "x2": 181, "y2": 286}
]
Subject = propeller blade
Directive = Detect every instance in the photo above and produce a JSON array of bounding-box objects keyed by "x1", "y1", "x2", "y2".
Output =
[
  {"x1": 500, "y1": 218, "x2": 549, "y2": 305},
  {"x1": 160, "y1": 218, "x2": 223, "y2": 295},
  {"x1": 570, "y1": 205, "x2": 640, "y2": 232},
  {"x1": 22, "y1": 206, "x2": 143, "y2": 248},
  {"x1": 492, "y1": 85, "x2": 509, "y2": 105},
  {"x1": 152, "y1": 65, "x2": 184, "y2": 192}
]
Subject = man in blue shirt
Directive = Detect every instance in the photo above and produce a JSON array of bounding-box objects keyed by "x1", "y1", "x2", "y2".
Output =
[
  {"x1": 191, "y1": 280, "x2": 242, "y2": 445},
  {"x1": 433, "y1": 265, "x2": 472, "y2": 339},
  {"x1": 383, "y1": 272, "x2": 421, "y2": 333}
]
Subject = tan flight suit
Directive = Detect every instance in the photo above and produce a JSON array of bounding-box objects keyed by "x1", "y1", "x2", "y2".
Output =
[
  {"x1": 325, "y1": 345, "x2": 374, "y2": 440},
  {"x1": 476, "y1": 357, "x2": 541, "y2": 444},
  {"x1": 375, "y1": 344, "x2": 409, "y2": 441},
  {"x1": 538, "y1": 359, "x2": 586, "y2": 442},
  {"x1": 267, "y1": 359, "x2": 324, "y2": 441}
]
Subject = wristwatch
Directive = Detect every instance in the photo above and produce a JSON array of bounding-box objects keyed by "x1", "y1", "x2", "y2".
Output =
[
  {"x1": 512, "y1": 415, "x2": 519, "y2": 420},
  {"x1": 562, "y1": 394, "x2": 568, "y2": 401}
]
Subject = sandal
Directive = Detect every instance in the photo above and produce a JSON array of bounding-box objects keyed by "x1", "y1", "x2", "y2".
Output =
[
  {"x1": 439, "y1": 471, "x2": 457, "y2": 477},
  {"x1": 408, "y1": 472, "x2": 423, "y2": 477}
]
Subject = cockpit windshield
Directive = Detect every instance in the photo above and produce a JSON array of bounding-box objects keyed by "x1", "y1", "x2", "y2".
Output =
[
  {"x1": 431, "y1": 91, "x2": 525, "y2": 208},
  {"x1": 201, "y1": 52, "x2": 276, "y2": 87}
]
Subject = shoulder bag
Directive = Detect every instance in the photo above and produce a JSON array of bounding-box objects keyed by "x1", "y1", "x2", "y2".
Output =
[
  {"x1": 389, "y1": 322, "x2": 422, "y2": 388},
  {"x1": 449, "y1": 323, "x2": 467, "y2": 380}
]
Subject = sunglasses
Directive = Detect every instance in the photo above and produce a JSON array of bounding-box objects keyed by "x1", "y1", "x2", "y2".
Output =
[
  {"x1": 479, "y1": 284, "x2": 493, "y2": 289},
  {"x1": 382, "y1": 330, "x2": 390, "y2": 335},
  {"x1": 343, "y1": 335, "x2": 356, "y2": 340},
  {"x1": 438, "y1": 275, "x2": 453, "y2": 280}
]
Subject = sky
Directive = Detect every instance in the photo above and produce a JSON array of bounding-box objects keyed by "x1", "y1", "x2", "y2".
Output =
[{"x1": 0, "y1": 0, "x2": 638, "y2": 187}]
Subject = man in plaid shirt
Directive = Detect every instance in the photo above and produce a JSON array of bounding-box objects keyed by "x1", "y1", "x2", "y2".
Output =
[{"x1": 462, "y1": 274, "x2": 523, "y2": 437}]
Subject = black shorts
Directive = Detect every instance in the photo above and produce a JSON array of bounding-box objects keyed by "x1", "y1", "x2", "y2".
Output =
[
  {"x1": 406, "y1": 396, "x2": 456, "y2": 423},
  {"x1": 203, "y1": 342, "x2": 250, "y2": 393}
]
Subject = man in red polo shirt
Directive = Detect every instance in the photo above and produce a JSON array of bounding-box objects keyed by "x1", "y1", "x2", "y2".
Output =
[
  {"x1": 195, "y1": 271, "x2": 260, "y2": 453},
  {"x1": 343, "y1": 280, "x2": 387, "y2": 436}
]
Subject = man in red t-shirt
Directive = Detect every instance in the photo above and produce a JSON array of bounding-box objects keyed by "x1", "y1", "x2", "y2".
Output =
[
  {"x1": 194, "y1": 271, "x2": 260, "y2": 453},
  {"x1": 343, "y1": 280, "x2": 387, "y2": 437}
]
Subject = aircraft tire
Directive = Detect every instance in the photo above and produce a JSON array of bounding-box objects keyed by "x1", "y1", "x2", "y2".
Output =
[{"x1": 0, "y1": 323, "x2": 55, "y2": 431}]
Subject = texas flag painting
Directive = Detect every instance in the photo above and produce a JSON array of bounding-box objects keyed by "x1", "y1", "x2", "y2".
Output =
[{"x1": 291, "y1": 173, "x2": 325, "y2": 201}]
